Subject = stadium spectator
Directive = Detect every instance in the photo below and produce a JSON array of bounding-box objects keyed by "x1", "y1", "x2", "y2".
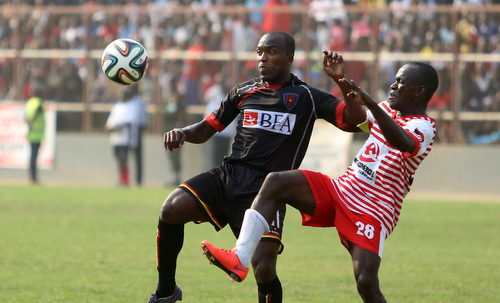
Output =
[
  {"x1": 105, "y1": 84, "x2": 148, "y2": 186},
  {"x1": 349, "y1": 12, "x2": 372, "y2": 51},
  {"x1": 135, "y1": 13, "x2": 154, "y2": 51},
  {"x1": 469, "y1": 64, "x2": 500, "y2": 145},
  {"x1": 57, "y1": 60, "x2": 83, "y2": 102},
  {"x1": 0, "y1": 66, "x2": 8, "y2": 99},
  {"x1": 201, "y1": 61, "x2": 439, "y2": 303},
  {"x1": 180, "y1": 33, "x2": 207, "y2": 105},
  {"x1": 59, "y1": 15, "x2": 85, "y2": 47},
  {"x1": 147, "y1": 31, "x2": 366, "y2": 303},
  {"x1": 437, "y1": 13, "x2": 455, "y2": 49},
  {"x1": 202, "y1": 72, "x2": 237, "y2": 170},
  {"x1": 309, "y1": 0, "x2": 347, "y2": 25},
  {"x1": 1, "y1": 2, "x2": 499, "y2": 145},
  {"x1": 455, "y1": 11, "x2": 478, "y2": 53},
  {"x1": 473, "y1": 62, "x2": 495, "y2": 111},
  {"x1": 25, "y1": 85, "x2": 46, "y2": 185},
  {"x1": 116, "y1": 14, "x2": 136, "y2": 39},
  {"x1": 261, "y1": 0, "x2": 292, "y2": 34},
  {"x1": 245, "y1": 0, "x2": 265, "y2": 28},
  {"x1": 163, "y1": 76, "x2": 186, "y2": 186},
  {"x1": 429, "y1": 65, "x2": 452, "y2": 142},
  {"x1": 389, "y1": 0, "x2": 412, "y2": 21},
  {"x1": 328, "y1": 16, "x2": 347, "y2": 52},
  {"x1": 91, "y1": 11, "x2": 118, "y2": 48},
  {"x1": 230, "y1": 13, "x2": 260, "y2": 53}
]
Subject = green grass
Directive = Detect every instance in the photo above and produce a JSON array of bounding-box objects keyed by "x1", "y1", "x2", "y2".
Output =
[{"x1": 1, "y1": 185, "x2": 499, "y2": 302}]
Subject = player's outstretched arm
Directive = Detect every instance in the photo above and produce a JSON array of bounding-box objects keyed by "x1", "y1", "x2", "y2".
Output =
[
  {"x1": 322, "y1": 51, "x2": 366, "y2": 127},
  {"x1": 164, "y1": 120, "x2": 217, "y2": 151}
]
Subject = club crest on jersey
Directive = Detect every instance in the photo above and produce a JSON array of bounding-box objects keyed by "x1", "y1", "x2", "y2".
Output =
[
  {"x1": 359, "y1": 142, "x2": 380, "y2": 162},
  {"x1": 243, "y1": 109, "x2": 296, "y2": 135},
  {"x1": 283, "y1": 93, "x2": 299, "y2": 109},
  {"x1": 414, "y1": 128, "x2": 424, "y2": 142}
]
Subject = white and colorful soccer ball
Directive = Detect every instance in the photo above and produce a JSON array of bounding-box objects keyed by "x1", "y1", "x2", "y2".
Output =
[{"x1": 101, "y1": 38, "x2": 149, "y2": 85}]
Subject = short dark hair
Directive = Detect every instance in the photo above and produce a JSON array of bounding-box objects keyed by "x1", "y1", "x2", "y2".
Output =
[
  {"x1": 407, "y1": 62, "x2": 439, "y2": 101},
  {"x1": 267, "y1": 31, "x2": 295, "y2": 56}
]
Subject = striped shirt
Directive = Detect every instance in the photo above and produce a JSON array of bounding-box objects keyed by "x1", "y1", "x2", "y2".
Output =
[{"x1": 333, "y1": 100, "x2": 436, "y2": 236}]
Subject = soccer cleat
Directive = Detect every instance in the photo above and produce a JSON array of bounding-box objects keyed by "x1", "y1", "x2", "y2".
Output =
[
  {"x1": 148, "y1": 286, "x2": 183, "y2": 303},
  {"x1": 201, "y1": 240, "x2": 248, "y2": 282}
]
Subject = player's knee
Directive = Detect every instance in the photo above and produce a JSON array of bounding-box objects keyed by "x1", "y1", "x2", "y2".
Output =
[
  {"x1": 355, "y1": 273, "x2": 380, "y2": 299},
  {"x1": 251, "y1": 257, "x2": 276, "y2": 282},
  {"x1": 160, "y1": 189, "x2": 207, "y2": 224},
  {"x1": 159, "y1": 199, "x2": 175, "y2": 223},
  {"x1": 262, "y1": 172, "x2": 289, "y2": 196},
  {"x1": 159, "y1": 190, "x2": 188, "y2": 223}
]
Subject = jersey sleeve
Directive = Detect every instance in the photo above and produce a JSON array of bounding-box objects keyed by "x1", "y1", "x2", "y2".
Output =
[
  {"x1": 312, "y1": 89, "x2": 352, "y2": 129},
  {"x1": 367, "y1": 101, "x2": 435, "y2": 158},
  {"x1": 402, "y1": 118, "x2": 435, "y2": 158},
  {"x1": 204, "y1": 87, "x2": 241, "y2": 132}
]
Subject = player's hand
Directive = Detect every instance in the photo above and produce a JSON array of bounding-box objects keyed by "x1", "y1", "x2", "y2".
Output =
[
  {"x1": 322, "y1": 50, "x2": 345, "y2": 81},
  {"x1": 339, "y1": 78, "x2": 376, "y2": 107},
  {"x1": 164, "y1": 129, "x2": 186, "y2": 151}
]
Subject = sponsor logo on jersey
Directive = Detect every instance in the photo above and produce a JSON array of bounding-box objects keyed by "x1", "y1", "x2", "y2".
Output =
[
  {"x1": 354, "y1": 142, "x2": 379, "y2": 181},
  {"x1": 354, "y1": 157, "x2": 375, "y2": 180},
  {"x1": 243, "y1": 109, "x2": 296, "y2": 135},
  {"x1": 283, "y1": 93, "x2": 299, "y2": 109}
]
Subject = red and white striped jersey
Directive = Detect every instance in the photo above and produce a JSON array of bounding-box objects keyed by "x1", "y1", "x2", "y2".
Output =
[{"x1": 333, "y1": 100, "x2": 436, "y2": 236}]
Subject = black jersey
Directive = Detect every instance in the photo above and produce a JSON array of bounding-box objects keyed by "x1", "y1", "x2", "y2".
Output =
[{"x1": 205, "y1": 74, "x2": 350, "y2": 173}]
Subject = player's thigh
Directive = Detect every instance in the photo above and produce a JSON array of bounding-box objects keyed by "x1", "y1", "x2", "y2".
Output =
[
  {"x1": 160, "y1": 187, "x2": 209, "y2": 224},
  {"x1": 259, "y1": 170, "x2": 315, "y2": 215}
]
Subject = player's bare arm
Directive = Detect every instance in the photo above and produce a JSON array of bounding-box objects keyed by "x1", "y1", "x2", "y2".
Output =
[
  {"x1": 340, "y1": 78, "x2": 416, "y2": 152},
  {"x1": 164, "y1": 120, "x2": 217, "y2": 151}
]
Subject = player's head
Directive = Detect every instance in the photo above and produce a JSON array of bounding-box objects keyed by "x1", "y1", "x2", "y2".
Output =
[
  {"x1": 406, "y1": 62, "x2": 439, "y2": 101},
  {"x1": 256, "y1": 31, "x2": 295, "y2": 85},
  {"x1": 389, "y1": 62, "x2": 439, "y2": 111}
]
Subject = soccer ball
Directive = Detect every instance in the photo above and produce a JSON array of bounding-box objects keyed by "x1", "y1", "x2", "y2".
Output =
[{"x1": 101, "y1": 38, "x2": 149, "y2": 85}]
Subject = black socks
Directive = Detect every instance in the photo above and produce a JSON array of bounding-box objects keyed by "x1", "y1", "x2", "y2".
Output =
[
  {"x1": 258, "y1": 276, "x2": 283, "y2": 303},
  {"x1": 156, "y1": 219, "x2": 184, "y2": 298}
]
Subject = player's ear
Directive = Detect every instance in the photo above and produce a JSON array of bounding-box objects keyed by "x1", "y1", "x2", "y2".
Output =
[{"x1": 415, "y1": 84, "x2": 426, "y2": 98}]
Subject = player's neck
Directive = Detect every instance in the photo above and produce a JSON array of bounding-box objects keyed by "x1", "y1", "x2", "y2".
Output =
[
  {"x1": 264, "y1": 73, "x2": 291, "y2": 87},
  {"x1": 399, "y1": 108, "x2": 427, "y2": 117}
]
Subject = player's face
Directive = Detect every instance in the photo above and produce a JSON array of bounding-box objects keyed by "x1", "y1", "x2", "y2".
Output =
[
  {"x1": 256, "y1": 34, "x2": 292, "y2": 86},
  {"x1": 388, "y1": 64, "x2": 421, "y2": 111}
]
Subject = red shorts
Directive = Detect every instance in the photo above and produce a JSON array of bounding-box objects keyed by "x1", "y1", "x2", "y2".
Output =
[{"x1": 300, "y1": 170, "x2": 387, "y2": 257}]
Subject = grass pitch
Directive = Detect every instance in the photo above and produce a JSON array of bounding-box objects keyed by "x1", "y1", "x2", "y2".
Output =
[{"x1": 0, "y1": 185, "x2": 499, "y2": 302}]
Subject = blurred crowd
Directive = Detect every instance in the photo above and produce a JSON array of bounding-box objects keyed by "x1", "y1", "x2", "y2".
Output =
[{"x1": 0, "y1": 0, "x2": 499, "y2": 143}]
